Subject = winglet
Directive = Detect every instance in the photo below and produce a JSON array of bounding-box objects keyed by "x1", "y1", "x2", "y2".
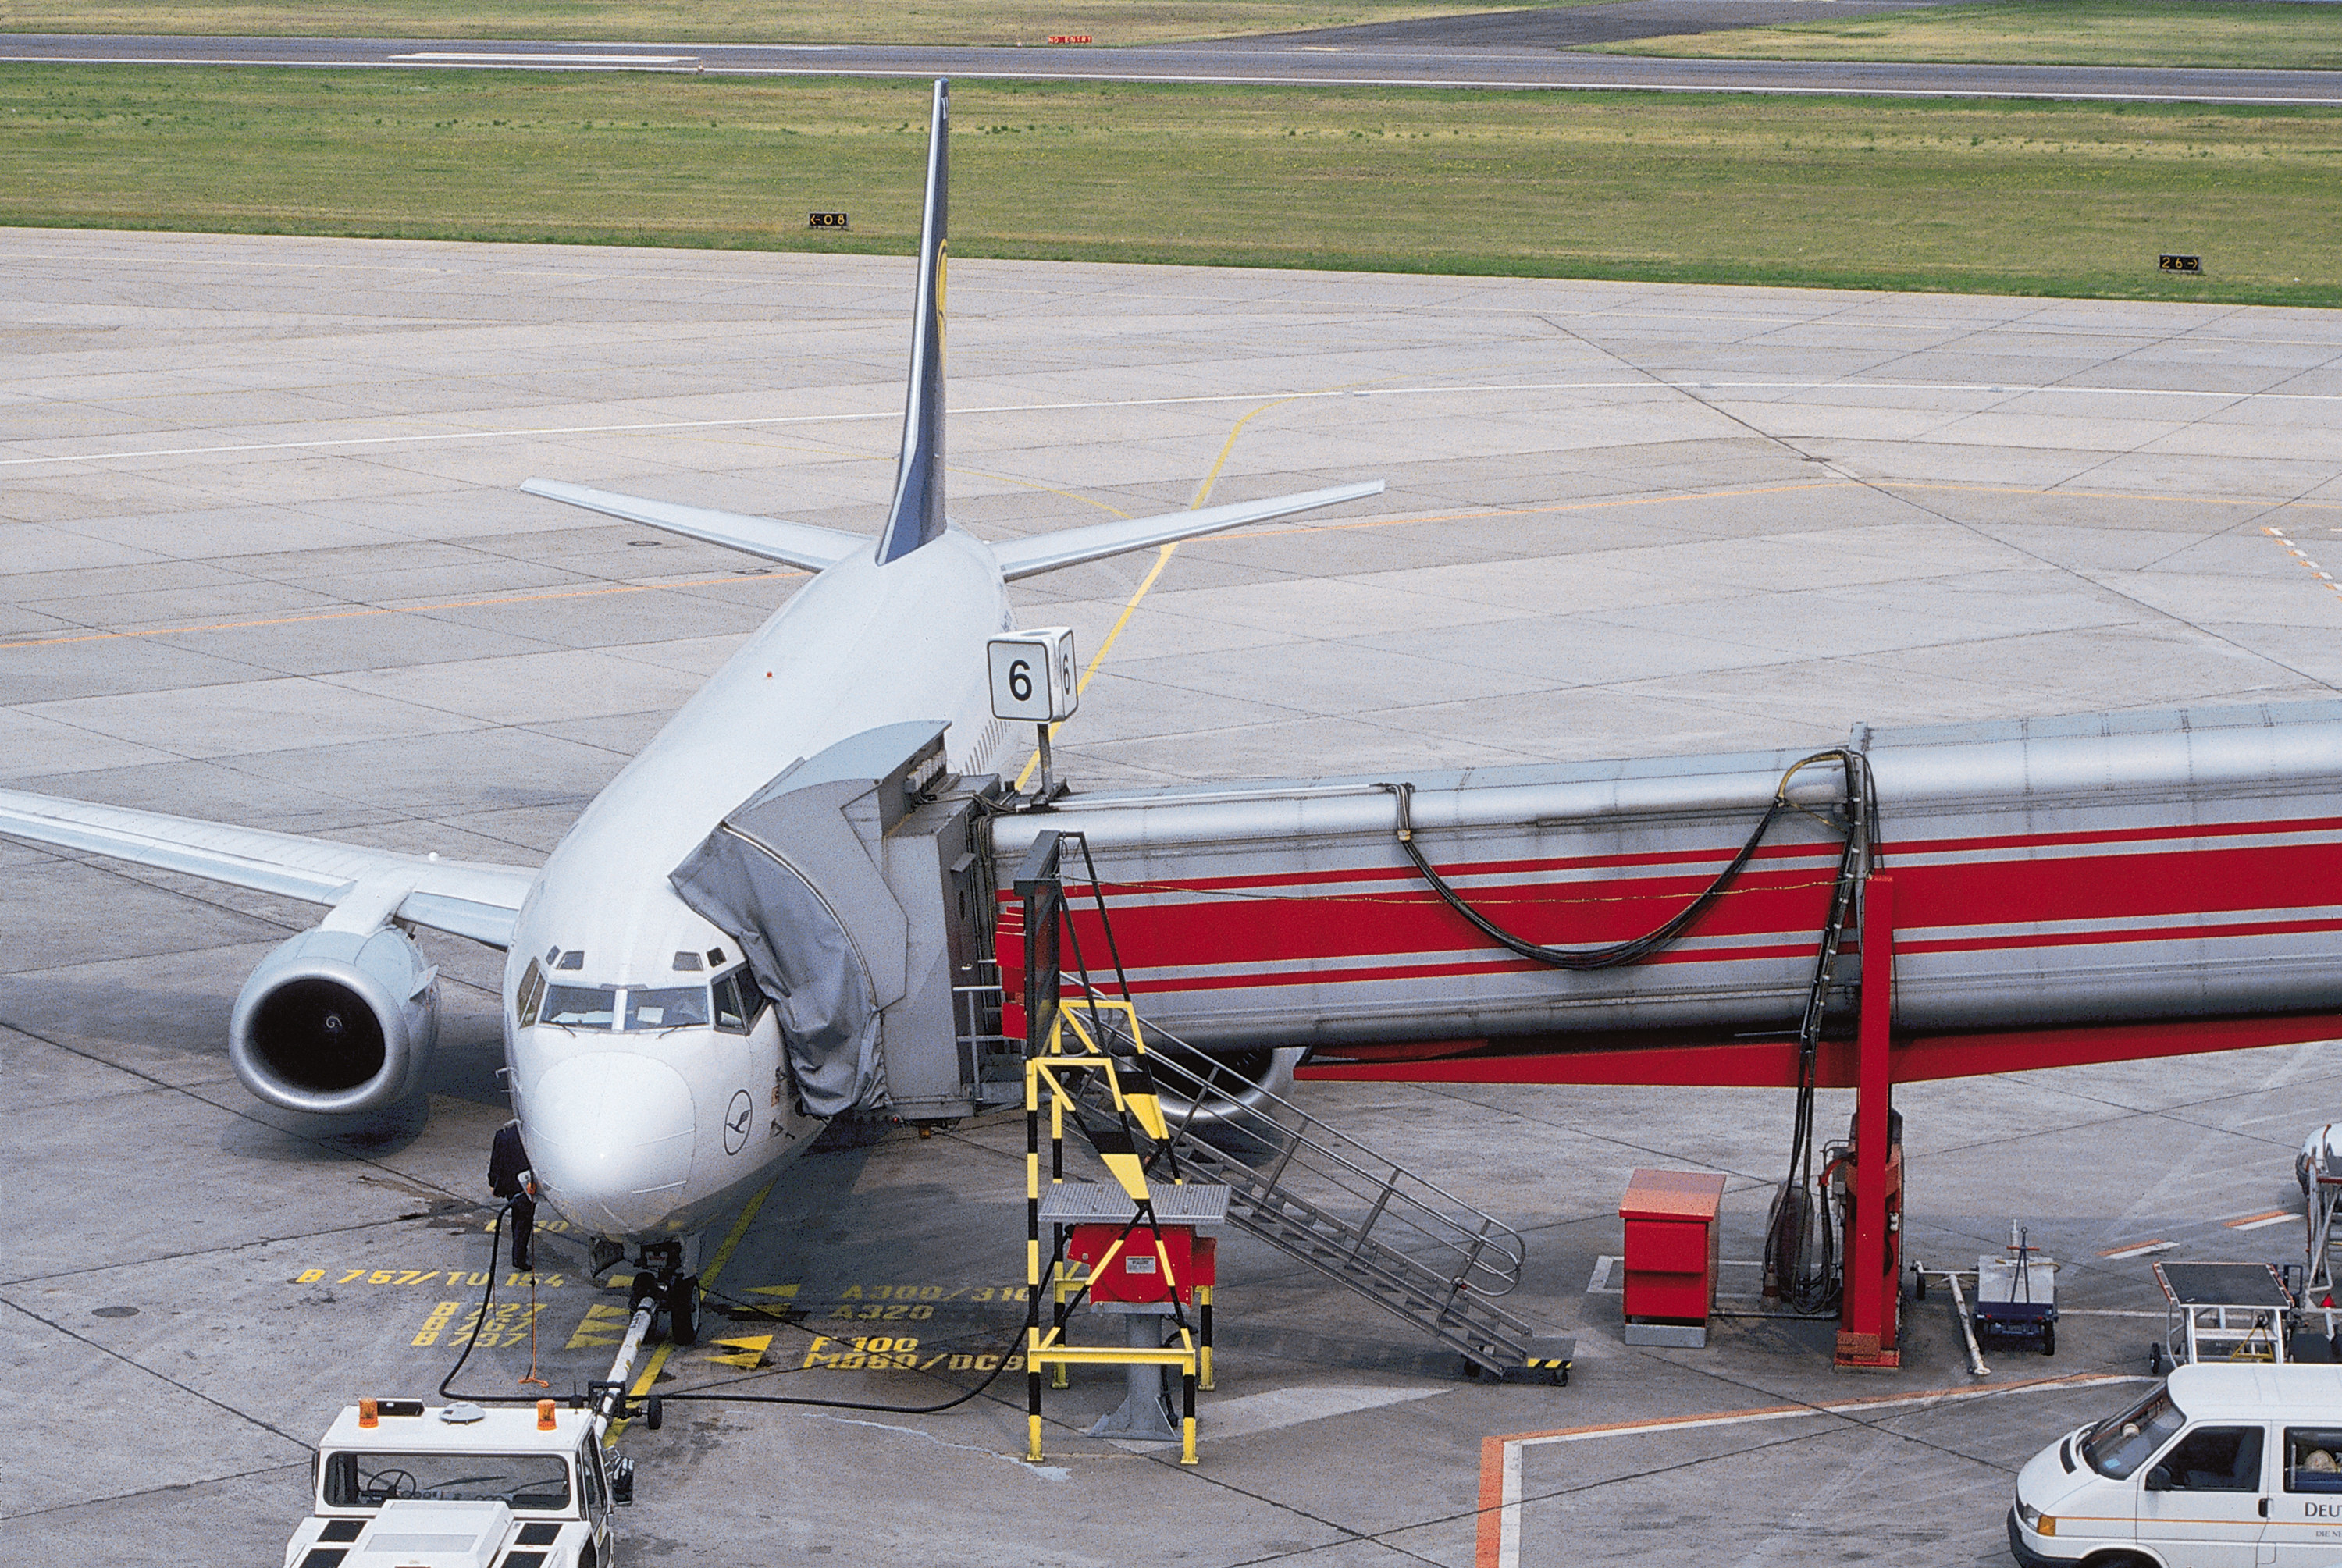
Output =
[{"x1": 874, "y1": 79, "x2": 950, "y2": 567}]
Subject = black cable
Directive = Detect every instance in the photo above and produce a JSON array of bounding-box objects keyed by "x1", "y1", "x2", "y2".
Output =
[
  {"x1": 1376, "y1": 760, "x2": 1826, "y2": 971},
  {"x1": 439, "y1": 1197, "x2": 540, "y2": 1406},
  {"x1": 642, "y1": 1322, "x2": 1028, "y2": 1416},
  {"x1": 440, "y1": 1200, "x2": 1034, "y2": 1419}
]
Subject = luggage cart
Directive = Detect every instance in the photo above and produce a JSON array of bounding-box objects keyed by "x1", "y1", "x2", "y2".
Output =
[
  {"x1": 2150, "y1": 1260, "x2": 2295, "y2": 1374},
  {"x1": 1973, "y1": 1230, "x2": 2058, "y2": 1356}
]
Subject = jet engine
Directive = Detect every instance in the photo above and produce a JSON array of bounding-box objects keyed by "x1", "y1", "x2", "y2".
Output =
[
  {"x1": 228, "y1": 926, "x2": 440, "y2": 1115},
  {"x1": 1145, "y1": 1044, "x2": 1301, "y2": 1133}
]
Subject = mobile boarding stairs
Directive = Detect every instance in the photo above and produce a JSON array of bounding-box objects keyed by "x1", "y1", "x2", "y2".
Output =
[{"x1": 988, "y1": 830, "x2": 1576, "y2": 1384}]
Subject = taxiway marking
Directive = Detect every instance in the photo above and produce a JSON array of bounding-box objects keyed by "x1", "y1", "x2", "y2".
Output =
[
  {"x1": 11, "y1": 378, "x2": 2342, "y2": 472},
  {"x1": 2267, "y1": 528, "x2": 2342, "y2": 606},
  {"x1": 2226, "y1": 1208, "x2": 2297, "y2": 1231},
  {"x1": 1475, "y1": 1372, "x2": 2145, "y2": 1568}
]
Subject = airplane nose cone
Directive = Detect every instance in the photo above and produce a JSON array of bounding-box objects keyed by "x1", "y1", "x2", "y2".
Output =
[{"x1": 526, "y1": 1052, "x2": 696, "y2": 1237}]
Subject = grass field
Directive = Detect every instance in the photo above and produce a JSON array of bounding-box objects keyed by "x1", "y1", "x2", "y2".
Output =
[
  {"x1": 1593, "y1": 0, "x2": 2342, "y2": 69},
  {"x1": 0, "y1": 0, "x2": 1595, "y2": 44},
  {"x1": 3, "y1": 69, "x2": 2335, "y2": 305}
]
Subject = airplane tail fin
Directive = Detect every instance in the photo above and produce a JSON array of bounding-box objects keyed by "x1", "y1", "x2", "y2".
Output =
[{"x1": 874, "y1": 79, "x2": 950, "y2": 566}]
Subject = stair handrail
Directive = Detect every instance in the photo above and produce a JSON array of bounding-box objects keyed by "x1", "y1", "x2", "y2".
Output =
[{"x1": 1059, "y1": 981, "x2": 1527, "y2": 1299}]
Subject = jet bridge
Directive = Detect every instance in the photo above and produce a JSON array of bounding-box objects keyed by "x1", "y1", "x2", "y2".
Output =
[
  {"x1": 678, "y1": 701, "x2": 2342, "y2": 1371},
  {"x1": 985, "y1": 699, "x2": 2342, "y2": 1367}
]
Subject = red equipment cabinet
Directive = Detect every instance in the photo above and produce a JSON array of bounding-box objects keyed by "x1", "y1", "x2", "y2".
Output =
[
  {"x1": 1066, "y1": 1225, "x2": 1216, "y2": 1305},
  {"x1": 1620, "y1": 1168, "x2": 1727, "y2": 1345}
]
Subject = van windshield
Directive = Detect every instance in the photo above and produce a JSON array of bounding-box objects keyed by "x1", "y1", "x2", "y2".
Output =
[
  {"x1": 322, "y1": 1450, "x2": 571, "y2": 1510},
  {"x1": 2082, "y1": 1387, "x2": 2188, "y2": 1479}
]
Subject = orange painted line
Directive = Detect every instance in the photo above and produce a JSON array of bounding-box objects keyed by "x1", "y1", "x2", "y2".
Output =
[
  {"x1": 2099, "y1": 1239, "x2": 2172, "y2": 1257},
  {"x1": 0, "y1": 569, "x2": 808, "y2": 653},
  {"x1": 1475, "y1": 1431, "x2": 1507, "y2": 1568},
  {"x1": 2226, "y1": 1209, "x2": 2294, "y2": 1228},
  {"x1": 1473, "y1": 1373, "x2": 2139, "y2": 1568}
]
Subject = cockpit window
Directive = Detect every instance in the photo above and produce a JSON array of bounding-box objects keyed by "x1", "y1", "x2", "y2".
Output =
[
  {"x1": 624, "y1": 987, "x2": 711, "y2": 1031},
  {"x1": 541, "y1": 985, "x2": 619, "y2": 1029},
  {"x1": 713, "y1": 969, "x2": 768, "y2": 1033},
  {"x1": 532, "y1": 983, "x2": 714, "y2": 1032}
]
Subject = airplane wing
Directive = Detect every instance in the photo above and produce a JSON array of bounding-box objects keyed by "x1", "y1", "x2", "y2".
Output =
[
  {"x1": 991, "y1": 480, "x2": 1386, "y2": 581},
  {"x1": 0, "y1": 788, "x2": 536, "y2": 948},
  {"x1": 521, "y1": 478, "x2": 867, "y2": 574}
]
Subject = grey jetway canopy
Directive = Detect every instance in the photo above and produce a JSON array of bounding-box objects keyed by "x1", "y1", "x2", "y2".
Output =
[{"x1": 670, "y1": 720, "x2": 949, "y2": 1118}]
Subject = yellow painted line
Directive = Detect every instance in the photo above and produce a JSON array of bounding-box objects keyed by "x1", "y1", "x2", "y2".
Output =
[
  {"x1": 603, "y1": 1178, "x2": 774, "y2": 1447},
  {"x1": 1011, "y1": 397, "x2": 1295, "y2": 791}
]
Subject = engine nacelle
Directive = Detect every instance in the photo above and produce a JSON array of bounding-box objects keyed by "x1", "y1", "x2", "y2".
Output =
[
  {"x1": 1148, "y1": 1044, "x2": 1301, "y2": 1132},
  {"x1": 229, "y1": 926, "x2": 440, "y2": 1115}
]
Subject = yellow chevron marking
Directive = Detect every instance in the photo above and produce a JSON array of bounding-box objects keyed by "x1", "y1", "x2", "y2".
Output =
[{"x1": 708, "y1": 1333, "x2": 774, "y2": 1371}]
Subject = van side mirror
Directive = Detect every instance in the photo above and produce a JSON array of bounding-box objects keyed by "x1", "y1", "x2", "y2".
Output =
[
  {"x1": 2144, "y1": 1465, "x2": 2173, "y2": 1492},
  {"x1": 609, "y1": 1452, "x2": 635, "y2": 1507}
]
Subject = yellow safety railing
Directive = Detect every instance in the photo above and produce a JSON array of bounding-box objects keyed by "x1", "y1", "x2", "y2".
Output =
[{"x1": 1023, "y1": 999, "x2": 1201, "y2": 1466}]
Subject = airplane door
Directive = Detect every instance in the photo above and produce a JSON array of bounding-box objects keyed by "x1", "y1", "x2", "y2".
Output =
[{"x1": 2137, "y1": 1424, "x2": 2273, "y2": 1568}]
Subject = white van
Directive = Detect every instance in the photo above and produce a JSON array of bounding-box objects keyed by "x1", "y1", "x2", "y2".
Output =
[{"x1": 2013, "y1": 1363, "x2": 2342, "y2": 1567}]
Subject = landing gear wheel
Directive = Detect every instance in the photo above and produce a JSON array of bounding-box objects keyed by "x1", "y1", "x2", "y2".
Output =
[
  {"x1": 2041, "y1": 1323, "x2": 2055, "y2": 1357},
  {"x1": 666, "y1": 1274, "x2": 699, "y2": 1346},
  {"x1": 2148, "y1": 1342, "x2": 2166, "y2": 1375},
  {"x1": 1913, "y1": 1271, "x2": 1927, "y2": 1302}
]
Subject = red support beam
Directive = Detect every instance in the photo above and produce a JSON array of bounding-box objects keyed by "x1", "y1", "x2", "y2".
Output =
[{"x1": 1836, "y1": 876, "x2": 1899, "y2": 1369}]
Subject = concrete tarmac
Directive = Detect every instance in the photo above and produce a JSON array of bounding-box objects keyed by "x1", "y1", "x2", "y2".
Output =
[
  {"x1": 6, "y1": 29, "x2": 2342, "y2": 105},
  {"x1": 5, "y1": 230, "x2": 2342, "y2": 1564}
]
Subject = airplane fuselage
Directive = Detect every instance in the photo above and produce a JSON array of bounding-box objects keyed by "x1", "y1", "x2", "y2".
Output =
[{"x1": 502, "y1": 531, "x2": 1014, "y2": 1239}]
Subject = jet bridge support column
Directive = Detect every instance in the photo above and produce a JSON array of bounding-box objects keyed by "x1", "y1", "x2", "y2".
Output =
[{"x1": 1837, "y1": 875, "x2": 1900, "y2": 1370}]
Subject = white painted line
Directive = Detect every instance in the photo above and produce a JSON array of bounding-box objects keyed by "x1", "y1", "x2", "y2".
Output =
[
  {"x1": 1108, "y1": 1381, "x2": 1448, "y2": 1451},
  {"x1": 2100, "y1": 1240, "x2": 2177, "y2": 1260},
  {"x1": 1483, "y1": 1373, "x2": 2147, "y2": 1568},
  {"x1": 8, "y1": 377, "x2": 2342, "y2": 471},
  {"x1": 393, "y1": 52, "x2": 698, "y2": 62},
  {"x1": 2226, "y1": 1211, "x2": 2296, "y2": 1232},
  {"x1": 1586, "y1": 1256, "x2": 1618, "y2": 1294}
]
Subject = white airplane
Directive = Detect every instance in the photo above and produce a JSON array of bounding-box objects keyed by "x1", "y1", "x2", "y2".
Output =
[{"x1": 0, "y1": 80, "x2": 1379, "y2": 1336}]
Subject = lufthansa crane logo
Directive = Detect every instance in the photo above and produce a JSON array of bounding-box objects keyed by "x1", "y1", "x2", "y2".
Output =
[{"x1": 724, "y1": 1090, "x2": 754, "y2": 1156}]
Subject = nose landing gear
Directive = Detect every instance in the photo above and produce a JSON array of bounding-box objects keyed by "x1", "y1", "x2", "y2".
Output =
[{"x1": 620, "y1": 1241, "x2": 700, "y2": 1346}]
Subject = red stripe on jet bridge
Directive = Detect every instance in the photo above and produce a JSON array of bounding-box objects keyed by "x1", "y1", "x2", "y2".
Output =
[
  {"x1": 1017, "y1": 812, "x2": 2342, "y2": 908},
  {"x1": 1883, "y1": 814, "x2": 2342, "y2": 860},
  {"x1": 1044, "y1": 836, "x2": 1841, "y2": 901},
  {"x1": 1120, "y1": 912, "x2": 2342, "y2": 998},
  {"x1": 1897, "y1": 912, "x2": 2342, "y2": 957},
  {"x1": 1116, "y1": 940, "x2": 1831, "y2": 997},
  {"x1": 1887, "y1": 841, "x2": 2342, "y2": 931},
  {"x1": 1058, "y1": 866, "x2": 1842, "y2": 971}
]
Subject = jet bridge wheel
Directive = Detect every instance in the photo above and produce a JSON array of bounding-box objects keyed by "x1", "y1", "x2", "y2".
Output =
[{"x1": 666, "y1": 1274, "x2": 700, "y2": 1346}]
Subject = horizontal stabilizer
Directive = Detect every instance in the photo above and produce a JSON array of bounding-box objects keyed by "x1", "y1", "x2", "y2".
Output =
[
  {"x1": 521, "y1": 478, "x2": 864, "y2": 573},
  {"x1": 992, "y1": 480, "x2": 1386, "y2": 582},
  {"x1": 0, "y1": 788, "x2": 536, "y2": 948}
]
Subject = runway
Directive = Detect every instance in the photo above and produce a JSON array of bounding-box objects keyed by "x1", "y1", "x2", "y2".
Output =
[
  {"x1": 5, "y1": 25, "x2": 2340, "y2": 105},
  {"x1": 5, "y1": 231, "x2": 2342, "y2": 1562}
]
